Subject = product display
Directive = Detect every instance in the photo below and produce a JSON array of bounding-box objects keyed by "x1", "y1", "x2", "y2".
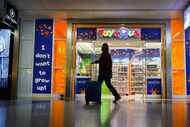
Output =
[
  {"x1": 112, "y1": 63, "x2": 128, "y2": 95},
  {"x1": 146, "y1": 64, "x2": 161, "y2": 77},
  {"x1": 129, "y1": 64, "x2": 145, "y2": 94}
]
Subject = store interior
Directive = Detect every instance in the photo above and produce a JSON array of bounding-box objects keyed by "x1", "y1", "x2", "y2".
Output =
[{"x1": 75, "y1": 27, "x2": 162, "y2": 99}]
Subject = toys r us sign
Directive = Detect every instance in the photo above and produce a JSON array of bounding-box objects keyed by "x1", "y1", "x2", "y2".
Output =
[{"x1": 97, "y1": 27, "x2": 141, "y2": 40}]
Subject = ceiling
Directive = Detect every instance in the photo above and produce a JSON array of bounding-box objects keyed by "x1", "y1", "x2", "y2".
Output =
[{"x1": 8, "y1": 0, "x2": 190, "y2": 19}]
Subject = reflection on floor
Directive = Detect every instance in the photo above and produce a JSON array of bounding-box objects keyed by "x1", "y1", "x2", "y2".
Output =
[{"x1": 0, "y1": 98, "x2": 190, "y2": 127}]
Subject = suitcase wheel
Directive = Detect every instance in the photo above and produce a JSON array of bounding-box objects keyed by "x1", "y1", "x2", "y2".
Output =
[{"x1": 86, "y1": 101, "x2": 89, "y2": 105}]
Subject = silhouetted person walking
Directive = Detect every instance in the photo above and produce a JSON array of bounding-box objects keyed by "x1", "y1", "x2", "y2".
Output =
[{"x1": 93, "y1": 43, "x2": 121, "y2": 103}]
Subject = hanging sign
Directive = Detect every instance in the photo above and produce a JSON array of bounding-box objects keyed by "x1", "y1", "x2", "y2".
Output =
[
  {"x1": 141, "y1": 28, "x2": 161, "y2": 41},
  {"x1": 33, "y1": 19, "x2": 53, "y2": 94},
  {"x1": 97, "y1": 27, "x2": 141, "y2": 40},
  {"x1": 77, "y1": 28, "x2": 97, "y2": 40}
]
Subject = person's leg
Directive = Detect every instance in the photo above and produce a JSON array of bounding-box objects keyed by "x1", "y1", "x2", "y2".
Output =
[
  {"x1": 98, "y1": 76, "x2": 104, "y2": 85},
  {"x1": 97, "y1": 76, "x2": 104, "y2": 104},
  {"x1": 105, "y1": 78, "x2": 121, "y2": 100}
]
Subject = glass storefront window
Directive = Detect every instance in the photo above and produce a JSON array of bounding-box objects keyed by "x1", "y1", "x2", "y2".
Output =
[{"x1": 0, "y1": 29, "x2": 11, "y2": 88}]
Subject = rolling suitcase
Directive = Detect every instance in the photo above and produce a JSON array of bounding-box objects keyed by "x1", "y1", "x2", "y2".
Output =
[
  {"x1": 85, "y1": 81, "x2": 101, "y2": 104},
  {"x1": 85, "y1": 50, "x2": 101, "y2": 104}
]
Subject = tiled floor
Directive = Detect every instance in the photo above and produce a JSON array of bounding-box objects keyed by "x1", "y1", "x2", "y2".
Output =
[{"x1": 0, "y1": 98, "x2": 190, "y2": 127}]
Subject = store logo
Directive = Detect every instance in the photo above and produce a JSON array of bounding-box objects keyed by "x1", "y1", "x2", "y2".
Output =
[
  {"x1": 97, "y1": 27, "x2": 140, "y2": 40},
  {"x1": 9, "y1": 9, "x2": 15, "y2": 18},
  {"x1": 37, "y1": 24, "x2": 53, "y2": 38},
  {"x1": 4, "y1": 3, "x2": 18, "y2": 26}
]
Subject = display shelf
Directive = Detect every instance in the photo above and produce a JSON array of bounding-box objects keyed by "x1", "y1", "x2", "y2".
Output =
[
  {"x1": 131, "y1": 81, "x2": 145, "y2": 83},
  {"x1": 131, "y1": 77, "x2": 144, "y2": 79},
  {"x1": 118, "y1": 81, "x2": 128, "y2": 82},
  {"x1": 131, "y1": 88, "x2": 144, "y2": 90},
  {"x1": 130, "y1": 91, "x2": 144, "y2": 94},
  {"x1": 112, "y1": 63, "x2": 128, "y2": 95},
  {"x1": 131, "y1": 67, "x2": 144, "y2": 69},
  {"x1": 133, "y1": 86, "x2": 144, "y2": 88},
  {"x1": 131, "y1": 89, "x2": 144, "y2": 91},
  {"x1": 131, "y1": 72, "x2": 144, "y2": 74},
  {"x1": 129, "y1": 64, "x2": 145, "y2": 95},
  {"x1": 146, "y1": 71, "x2": 160, "y2": 73},
  {"x1": 146, "y1": 64, "x2": 161, "y2": 78}
]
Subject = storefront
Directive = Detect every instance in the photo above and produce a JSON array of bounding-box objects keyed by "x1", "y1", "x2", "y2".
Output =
[
  {"x1": 18, "y1": 14, "x2": 189, "y2": 99},
  {"x1": 24, "y1": 17, "x2": 188, "y2": 99},
  {"x1": 28, "y1": 20, "x2": 167, "y2": 99},
  {"x1": 73, "y1": 24, "x2": 165, "y2": 99}
]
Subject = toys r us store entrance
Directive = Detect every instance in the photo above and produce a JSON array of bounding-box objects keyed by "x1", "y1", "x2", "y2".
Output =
[{"x1": 73, "y1": 24, "x2": 165, "y2": 99}]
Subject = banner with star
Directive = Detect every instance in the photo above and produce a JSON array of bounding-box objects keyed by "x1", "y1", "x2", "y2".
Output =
[{"x1": 33, "y1": 19, "x2": 53, "y2": 94}]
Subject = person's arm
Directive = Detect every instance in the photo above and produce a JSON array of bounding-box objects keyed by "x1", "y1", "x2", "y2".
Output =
[
  {"x1": 91, "y1": 55, "x2": 101, "y2": 64},
  {"x1": 91, "y1": 59, "x2": 100, "y2": 64}
]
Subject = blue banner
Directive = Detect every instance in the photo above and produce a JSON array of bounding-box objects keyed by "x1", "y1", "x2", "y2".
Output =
[
  {"x1": 33, "y1": 19, "x2": 53, "y2": 94},
  {"x1": 77, "y1": 28, "x2": 97, "y2": 40},
  {"x1": 185, "y1": 26, "x2": 190, "y2": 95},
  {"x1": 147, "y1": 78, "x2": 162, "y2": 95},
  {"x1": 141, "y1": 28, "x2": 161, "y2": 41}
]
